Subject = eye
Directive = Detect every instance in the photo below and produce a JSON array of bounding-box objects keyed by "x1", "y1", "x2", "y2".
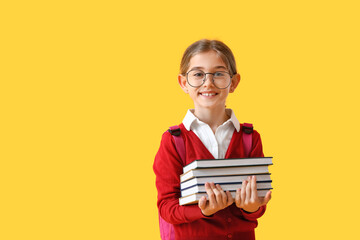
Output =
[
  {"x1": 193, "y1": 72, "x2": 204, "y2": 77},
  {"x1": 214, "y1": 72, "x2": 225, "y2": 77}
]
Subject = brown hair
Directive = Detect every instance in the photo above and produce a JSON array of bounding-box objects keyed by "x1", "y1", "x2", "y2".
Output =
[{"x1": 180, "y1": 39, "x2": 237, "y2": 76}]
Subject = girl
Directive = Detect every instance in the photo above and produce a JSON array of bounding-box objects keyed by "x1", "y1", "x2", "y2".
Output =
[{"x1": 153, "y1": 39, "x2": 271, "y2": 240}]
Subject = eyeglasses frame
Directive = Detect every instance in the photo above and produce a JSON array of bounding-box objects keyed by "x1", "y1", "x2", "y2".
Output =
[{"x1": 185, "y1": 69, "x2": 233, "y2": 89}]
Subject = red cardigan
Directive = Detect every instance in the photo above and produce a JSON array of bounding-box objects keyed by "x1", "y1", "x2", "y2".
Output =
[{"x1": 153, "y1": 123, "x2": 267, "y2": 240}]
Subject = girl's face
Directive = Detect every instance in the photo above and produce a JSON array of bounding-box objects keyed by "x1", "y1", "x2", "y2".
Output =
[{"x1": 178, "y1": 50, "x2": 240, "y2": 112}]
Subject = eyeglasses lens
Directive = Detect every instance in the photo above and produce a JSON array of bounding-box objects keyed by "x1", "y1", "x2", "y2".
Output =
[{"x1": 187, "y1": 70, "x2": 231, "y2": 89}]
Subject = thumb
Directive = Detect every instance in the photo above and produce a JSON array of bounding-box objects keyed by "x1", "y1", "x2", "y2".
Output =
[
  {"x1": 226, "y1": 191, "x2": 234, "y2": 206},
  {"x1": 262, "y1": 191, "x2": 272, "y2": 205},
  {"x1": 198, "y1": 196, "x2": 207, "y2": 210}
]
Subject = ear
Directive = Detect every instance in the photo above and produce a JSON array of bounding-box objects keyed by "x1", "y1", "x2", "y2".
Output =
[
  {"x1": 229, "y1": 73, "x2": 240, "y2": 93},
  {"x1": 178, "y1": 74, "x2": 189, "y2": 94}
]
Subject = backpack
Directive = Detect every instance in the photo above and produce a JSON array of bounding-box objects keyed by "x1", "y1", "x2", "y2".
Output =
[{"x1": 158, "y1": 123, "x2": 254, "y2": 240}]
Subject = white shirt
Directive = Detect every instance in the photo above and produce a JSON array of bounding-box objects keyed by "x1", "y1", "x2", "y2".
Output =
[{"x1": 182, "y1": 109, "x2": 240, "y2": 159}]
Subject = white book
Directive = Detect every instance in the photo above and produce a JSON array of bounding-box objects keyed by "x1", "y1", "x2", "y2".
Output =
[
  {"x1": 180, "y1": 174, "x2": 272, "y2": 190},
  {"x1": 183, "y1": 157, "x2": 273, "y2": 173},
  {"x1": 180, "y1": 165, "x2": 270, "y2": 182},
  {"x1": 179, "y1": 189, "x2": 271, "y2": 206},
  {"x1": 181, "y1": 181, "x2": 272, "y2": 197}
]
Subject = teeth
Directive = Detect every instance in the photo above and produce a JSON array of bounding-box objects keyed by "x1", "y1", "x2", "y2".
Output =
[{"x1": 201, "y1": 93, "x2": 216, "y2": 96}]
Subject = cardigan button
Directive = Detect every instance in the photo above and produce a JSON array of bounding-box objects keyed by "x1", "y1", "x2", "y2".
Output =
[
  {"x1": 227, "y1": 233, "x2": 233, "y2": 238},
  {"x1": 227, "y1": 217, "x2": 232, "y2": 223}
]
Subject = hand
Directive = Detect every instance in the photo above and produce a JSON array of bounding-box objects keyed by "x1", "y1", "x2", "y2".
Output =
[
  {"x1": 198, "y1": 182, "x2": 234, "y2": 216},
  {"x1": 235, "y1": 176, "x2": 272, "y2": 213}
]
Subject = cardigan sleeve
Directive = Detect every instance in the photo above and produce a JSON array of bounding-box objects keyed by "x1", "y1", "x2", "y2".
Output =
[
  {"x1": 249, "y1": 129, "x2": 265, "y2": 158},
  {"x1": 153, "y1": 131, "x2": 209, "y2": 224},
  {"x1": 231, "y1": 129, "x2": 268, "y2": 221},
  {"x1": 239, "y1": 205, "x2": 266, "y2": 221}
]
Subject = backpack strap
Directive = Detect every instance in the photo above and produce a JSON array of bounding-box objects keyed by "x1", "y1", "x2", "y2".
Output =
[
  {"x1": 158, "y1": 126, "x2": 184, "y2": 240},
  {"x1": 242, "y1": 123, "x2": 253, "y2": 158},
  {"x1": 168, "y1": 126, "x2": 186, "y2": 165}
]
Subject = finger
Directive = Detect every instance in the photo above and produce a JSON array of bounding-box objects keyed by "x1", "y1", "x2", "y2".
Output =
[
  {"x1": 226, "y1": 190, "x2": 234, "y2": 206},
  {"x1": 245, "y1": 176, "x2": 251, "y2": 203},
  {"x1": 235, "y1": 188, "x2": 241, "y2": 208},
  {"x1": 211, "y1": 182, "x2": 221, "y2": 204},
  {"x1": 261, "y1": 190, "x2": 272, "y2": 205},
  {"x1": 205, "y1": 182, "x2": 216, "y2": 204},
  {"x1": 250, "y1": 176, "x2": 258, "y2": 201},
  {"x1": 198, "y1": 196, "x2": 207, "y2": 210},
  {"x1": 241, "y1": 180, "x2": 247, "y2": 205},
  {"x1": 216, "y1": 184, "x2": 227, "y2": 206}
]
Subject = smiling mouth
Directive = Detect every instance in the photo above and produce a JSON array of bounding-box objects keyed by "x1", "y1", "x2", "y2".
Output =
[{"x1": 199, "y1": 92, "x2": 218, "y2": 96}]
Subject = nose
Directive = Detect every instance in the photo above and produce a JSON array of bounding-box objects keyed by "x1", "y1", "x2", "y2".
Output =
[{"x1": 203, "y1": 73, "x2": 215, "y2": 87}]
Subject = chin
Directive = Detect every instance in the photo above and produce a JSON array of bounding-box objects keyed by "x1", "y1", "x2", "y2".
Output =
[{"x1": 197, "y1": 102, "x2": 224, "y2": 110}]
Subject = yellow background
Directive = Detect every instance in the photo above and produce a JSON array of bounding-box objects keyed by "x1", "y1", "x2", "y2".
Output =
[{"x1": 1, "y1": 0, "x2": 359, "y2": 239}]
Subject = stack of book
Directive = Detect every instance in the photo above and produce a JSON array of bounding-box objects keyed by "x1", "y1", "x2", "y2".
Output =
[{"x1": 179, "y1": 157, "x2": 273, "y2": 205}]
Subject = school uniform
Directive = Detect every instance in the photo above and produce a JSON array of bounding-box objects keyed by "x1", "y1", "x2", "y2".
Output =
[{"x1": 153, "y1": 109, "x2": 267, "y2": 240}]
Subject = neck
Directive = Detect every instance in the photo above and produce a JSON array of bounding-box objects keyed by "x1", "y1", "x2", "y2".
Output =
[{"x1": 193, "y1": 106, "x2": 230, "y2": 134}]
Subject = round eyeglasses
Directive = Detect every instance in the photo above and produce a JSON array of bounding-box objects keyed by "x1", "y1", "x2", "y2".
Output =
[{"x1": 186, "y1": 69, "x2": 232, "y2": 89}]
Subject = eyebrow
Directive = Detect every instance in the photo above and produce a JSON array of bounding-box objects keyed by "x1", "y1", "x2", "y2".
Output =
[{"x1": 189, "y1": 66, "x2": 227, "y2": 71}]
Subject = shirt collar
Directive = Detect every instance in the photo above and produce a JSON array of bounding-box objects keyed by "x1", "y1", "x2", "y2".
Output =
[
  {"x1": 226, "y1": 108, "x2": 240, "y2": 132},
  {"x1": 182, "y1": 109, "x2": 198, "y2": 131},
  {"x1": 182, "y1": 109, "x2": 240, "y2": 132}
]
